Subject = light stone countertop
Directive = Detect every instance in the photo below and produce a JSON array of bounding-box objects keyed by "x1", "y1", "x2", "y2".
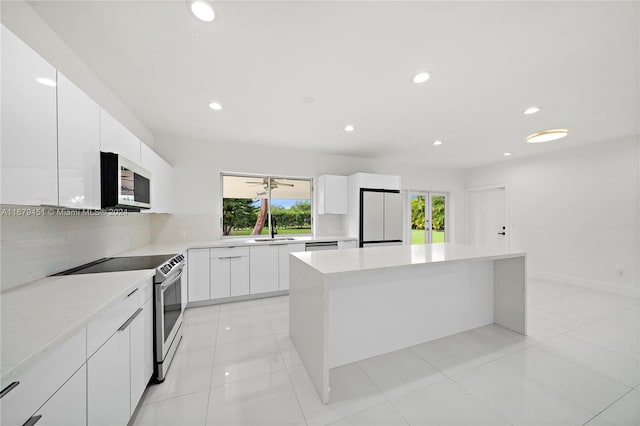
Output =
[
  {"x1": 1, "y1": 270, "x2": 155, "y2": 385},
  {"x1": 291, "y1": 243, "x2": 526, "y2": 276},
  {"x1": 114, "y1": 235, "x2": 357, "y2": 257}
]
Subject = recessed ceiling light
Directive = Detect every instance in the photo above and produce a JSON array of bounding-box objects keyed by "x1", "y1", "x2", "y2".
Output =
[
  {"x1": 523, "y1": 106, "x2": 541, "y2": 115},
  {"x1": 412, "y1": 72, "x2": 431, "y2": 84},
  {"x1": 503, "y1": 152, "x2": 512, "y2": 156},
  {"x1": 432, "y1": 140, "x2": 443, "y2": 146},
  {"x1": 208, "y1": 101, "x2": 222, "y2": 111},
  {"x1": 189, "y1": 0, "x2": 215, "y2": 22},
  {"x1": 344, "y1": 125, "x2": 355, "y2": 132},
  {"x1": 36, "y1": 77, "x2": 56, "y2": 87},
  {"x1": 526, "y1": 128, "x2": 569, "y2": 143}
]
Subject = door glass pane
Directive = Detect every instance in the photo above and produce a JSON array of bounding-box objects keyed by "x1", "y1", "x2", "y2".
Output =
[
  {"x1": 270, "y1": 178, "x2": 312, "y2": 235},
  {"x1": 410, "y1": 195, "x2": 426, "y2": 244},
  {"x1": 222, "y1": 175, "x2": 268, "y2": 236},
  {"x1": 431, "y1": 195, "x2": 446, "y2": 243}
]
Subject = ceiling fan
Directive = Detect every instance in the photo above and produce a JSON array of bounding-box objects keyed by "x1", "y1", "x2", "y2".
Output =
[{"x1": 245, "y1": 178, "x2": 294, "y2": 189}]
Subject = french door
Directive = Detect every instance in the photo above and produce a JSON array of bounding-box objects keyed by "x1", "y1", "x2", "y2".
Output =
[{"x1": 409, "y1": 191, "x2": 448, "y2": 245}]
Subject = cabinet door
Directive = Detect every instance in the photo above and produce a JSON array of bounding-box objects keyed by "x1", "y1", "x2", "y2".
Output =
[
  {"x1": 338, "y1": 240, "x2": 358, "y2": 249},
  {"x1": 129, "y1": 308, "x2": 147, "y2": 414},
  {"x1": 87, "y1": 328, "x2": 130, "y2": 426},
  {"x1": 278, "y1": 243, "x2": 305, "y2": 290},
  {"x1": 1, "y1": 25, "x2": 58, "y2": 206},
  {"x1": 230, "y1": 256, "x2": 250, "y2": 296},
  {"x1": 318, "y1": 175, "x2": 348, "y2": 214},
  {"x1": 249, "y1": 246, "x2": 279, "y2": 294},
  {"x1": 99, "y1": 108, "x2": 140, "y2": 163},
  {"x1": 57, "y1": 72, "x2": 101, "y2": 209},
  {"x1": 210, "y1": 257, "x2": 231, "y2": 299},
  {"x1": 140, "y1": 143, "x2": 173, "y2": 214},
  {"x1": 187, "y1": 249, "x2": 210, "y2": 302},
  {"x1": 143, "y1": 296, "x2": 155, "y2": 384},
  {"x1": 30, "y1": 365, "x2": 87, "y2": 426}
]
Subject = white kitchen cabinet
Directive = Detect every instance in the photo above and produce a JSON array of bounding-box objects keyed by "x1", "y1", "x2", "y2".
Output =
[
  {"x1": 143, "y1": 296, "x2": 155, "y2": 384},
  {"x1": 210, "y1": 248, "x2": 250, "y2": 298},
  {"x1": 210, "y1": 257, "x2": 231, "y2": 299},
  {"x1": 249, "y1": 245, "x2": 279, "y2": 294},
  {"x1": 1, "y1": 25, "x2": 58, "y2": 206},
  {"x1": 230, "y1": 256, "x2": 250, "y2": 296},
  {"x1": 57, "y1": 72, "x2": 101, "y2": 210},
  {"x1": 317, "y1": 175, "x2": 348, "y2": 214},
  {"x1": 140, "y1": 143, "x2": 173, "y2": 214},
  {"x1": 87, "y1": 326, "x2": 130, "y2": 426},
  {"x1": 181, "y1": 251, "x2": 189, "y2": 311},
  {"x1": 129, "y1": 307, "x2": 147, "y2": 415},
  {"x1": 188, "y1": 249, "x2": 210, "y2": 302},
  {"x1": 338, "y1": 240, "x2": 358, "y2": 249},
  {"x1": 278, "y1": 243, "x2": 305, "y2": 290},
  {"x1": 99, "y1": 107, "x2": 140, "y2": 163},
  {"x1": 29, "y1": 365, "x2": 87, "y2": 426}
]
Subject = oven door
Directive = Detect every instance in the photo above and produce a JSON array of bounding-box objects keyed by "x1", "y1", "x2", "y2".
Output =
[{"x1": 155, "y1": 267, "x2": 184, "y2": 362}]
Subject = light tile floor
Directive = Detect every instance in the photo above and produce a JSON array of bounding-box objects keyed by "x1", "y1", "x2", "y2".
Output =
[{"x1": 132, "y1": 277, "x2": 639, "y2": 426}]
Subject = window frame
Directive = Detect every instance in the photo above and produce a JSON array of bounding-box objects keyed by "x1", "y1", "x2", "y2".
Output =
[{"x1": 219, "y1": 172, "x2": 314, "y2": 239}]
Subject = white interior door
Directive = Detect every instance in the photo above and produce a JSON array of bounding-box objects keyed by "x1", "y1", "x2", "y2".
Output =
[{"x1": 466, "y1": 187, "x2": 507, "y2": 248}]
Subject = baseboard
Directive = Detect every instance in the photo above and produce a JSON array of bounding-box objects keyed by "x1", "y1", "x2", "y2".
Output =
[
  {"x1": 529, "y1": 270, "x2": 638, "y2": 298},
  {"x1": 186, "y1": 290, "x2": 289, "y2": 308}
]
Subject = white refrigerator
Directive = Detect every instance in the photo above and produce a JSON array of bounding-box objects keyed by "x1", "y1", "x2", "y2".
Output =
[{"x1": 359, "y1": 189, "x2": 404, "y2": 247}]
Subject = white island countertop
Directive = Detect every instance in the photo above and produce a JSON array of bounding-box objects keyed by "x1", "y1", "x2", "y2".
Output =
[
  {"x1": 1, "y1": 270, "x2": 155, "y2": 385},
  {"x1": 292, "y1": 243, "x2": 525, "y2": 276}
]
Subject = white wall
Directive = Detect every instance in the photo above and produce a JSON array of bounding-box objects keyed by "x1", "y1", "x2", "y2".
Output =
[
  {"x1": 150, "y1": 136, "x2": 465, "y2": 243},
  {"x1": 0, "y1": 211, "x2": 151, "y2": 291},
  {"x1": 464, "y1": 137, "x2": 639, "y2": 294},
  {"x1": 0, "y1": 0, "x2": 155, "y2": 146}
]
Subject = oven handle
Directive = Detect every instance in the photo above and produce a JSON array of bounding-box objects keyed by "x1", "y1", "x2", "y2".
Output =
[{"x1": 160, "y1": 267, "x2": 184, "y2": 291}]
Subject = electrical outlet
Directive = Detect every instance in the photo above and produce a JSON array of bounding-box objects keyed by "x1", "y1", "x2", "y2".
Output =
[{"x1": 615, "y1": 265, "x2": 624, "y2": 277}]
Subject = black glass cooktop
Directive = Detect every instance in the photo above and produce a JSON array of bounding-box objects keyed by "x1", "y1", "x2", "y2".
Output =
[{"x1": 55, "y1": 254, "x2": 176, "y2": 275}]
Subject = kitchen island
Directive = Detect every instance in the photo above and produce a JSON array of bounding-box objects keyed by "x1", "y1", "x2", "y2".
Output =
[{"x1": 289, "y1": 243, "x2": 526, "y2": 404}]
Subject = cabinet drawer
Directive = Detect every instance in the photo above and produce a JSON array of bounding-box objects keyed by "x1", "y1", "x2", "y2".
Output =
[
  {"x1": 211, "y1": 247, "x2": 249, "y2": 258},
  {"x1": 0, "y1": 329, "x2": 86, "y2": 426},
  {"x1": 86, "y1": 279, "x2": 151, "y2": 356}
]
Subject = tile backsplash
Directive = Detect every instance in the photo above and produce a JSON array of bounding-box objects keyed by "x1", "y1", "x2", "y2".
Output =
[{"x1": 1, "y1": 208, "x2": 151, "y2": 291}]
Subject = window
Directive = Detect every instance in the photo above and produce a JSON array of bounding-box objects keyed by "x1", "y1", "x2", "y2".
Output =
[{"x1": 221, "y1": 174, "x2": 312, "y2": 237}]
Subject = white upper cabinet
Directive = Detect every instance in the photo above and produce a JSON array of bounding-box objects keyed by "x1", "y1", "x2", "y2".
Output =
[
  {"x1": 57, "y1": 72, "x2": 101, "y2": 209},
  {"x1": 1, "y1": 25, "x2": 58, "y2": 206},
  {"x1": 140, "y1": 143, "x2": 173, "y2": 213},
  {"x1": 317, "y1": 175, "x2": 348, "y2": 215},
  {"x1": 99, "y1": 108, "x2": 140, "y2": 164}
]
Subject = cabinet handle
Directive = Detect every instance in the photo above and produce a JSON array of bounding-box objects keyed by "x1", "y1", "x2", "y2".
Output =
[
  {"x1": 126, "y1": 288, "x2": 139, "y2": 297},
  {"x1": 0, "y1": 381, "x2": 19, "y2": 398},
  {"x1": 22, "y1": 415, "x2": 42, "y2": 426},
  {"x1": 217, "y1": 256, "x2": 242, "y2": 259},
  {"x1": 118, "y1": 308, "x2": 143, "y2": 332}
]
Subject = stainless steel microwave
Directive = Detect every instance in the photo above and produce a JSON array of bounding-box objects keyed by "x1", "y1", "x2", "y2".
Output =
[{"x1": 100, "y1": 152, "x2": 151, "y2": 210}]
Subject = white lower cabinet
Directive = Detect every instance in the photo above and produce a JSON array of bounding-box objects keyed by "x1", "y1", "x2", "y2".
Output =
[
  {"x1": 188, "y1": 248, "x2": 210, "y2": 302},
  {"x1": 29, "y1": 365, "x2": 87, "y2": 426},
  {"x1": 210, "y1": 248, "x2": 250, "y2": 298},
  {"x1": 338, "y1": 240, "x2": 358, "y2": 249},
  {"x1": 249, "y1": 246, "x2": 279, "y2": 294},
  {"x1": 129, "y1": 306, "x2": 148, "y2": 415},
  {"x1": 278, "y1": 243, "x2": 305, "y2": 290},
  {"x1": 88, "y1": 325, "x2": 130, "y2": 426}
]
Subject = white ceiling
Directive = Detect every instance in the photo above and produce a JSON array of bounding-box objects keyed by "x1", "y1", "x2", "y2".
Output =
[{"x1": 30, "y1": 1, "x2": 639, "y2": 168}]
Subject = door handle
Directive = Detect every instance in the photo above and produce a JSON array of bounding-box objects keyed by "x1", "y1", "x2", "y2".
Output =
[{"x1": 497, "y1": 232, "x2": 506, "y2": 235}]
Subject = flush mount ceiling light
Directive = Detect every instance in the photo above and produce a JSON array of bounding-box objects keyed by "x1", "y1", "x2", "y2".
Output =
[
  {"x1": 189, "y1": 0, "x2": 215, "y2": 22},
  {"x1": 432, "y1": 140, "x2": 443, "y2": 146},
  {"x1": 344, "y1": 125, "x2": 355, "y2": 132},
  {"x1": 207, "y1": 101, "x2": 222, "y2": 110},
  {"x1": 36, "y1": 77, "x2": 56, "y2": 87},
  {"x1": 526, "y1": 128, "x2": 569, "y2": 143},
  {"x1": 412, "y1": 71, "x2": 431, "y2": 84},
  {"x1": 523, "y1": 106, "x2": 541, "y2": 115}
]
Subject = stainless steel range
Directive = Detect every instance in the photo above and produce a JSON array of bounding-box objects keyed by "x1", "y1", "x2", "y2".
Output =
[{"x1": 55, "y1": 253, "x2": 186, "y2": 382}]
